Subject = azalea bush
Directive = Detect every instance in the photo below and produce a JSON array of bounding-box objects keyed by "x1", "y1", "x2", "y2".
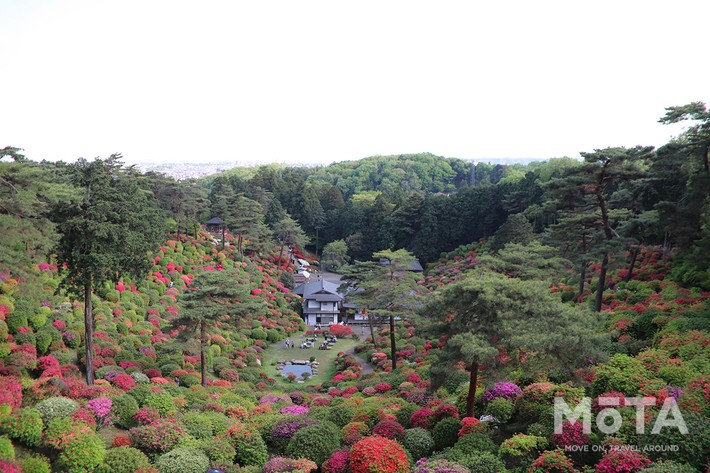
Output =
[
  {"x1": 372, "y1": 419, "x2": 405, "y2": 441},
  {"x1": 323, "y1": 449, "x2": 351, "y2": 473},
  {"x1": 595, "y1": 449, "x2": 650, "y2": 473},
  {"x1": 155, "y1": 447, "x2": 209, "y2": 473},
  {"x1": 350, "y1": 436, "x2": 409, "y2": 473},
  {"x1": 34, "y1": 396, "x2": 79, "y2": 426},
  {"x1": 101, "y1": 446, "x2": 152, "y2": 473},
  {"x1": 285, "y1": 421, "x2": 341, "y2": 465},
  {"x1": 57, "y1": 432, "x2": 106, "y2": 473},
  {"x1": 483, "y1": 382, "x2": 522, "y2": 402}
]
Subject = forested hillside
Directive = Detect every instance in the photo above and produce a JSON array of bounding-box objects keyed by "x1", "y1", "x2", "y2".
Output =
[{"x1": 0, "y1": 102, "x2": 708, "y2": 473}]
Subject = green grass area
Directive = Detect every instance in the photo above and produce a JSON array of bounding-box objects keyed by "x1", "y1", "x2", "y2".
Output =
[{"x1": 260, "y1": 331, "x2": 360, "y2": 387}]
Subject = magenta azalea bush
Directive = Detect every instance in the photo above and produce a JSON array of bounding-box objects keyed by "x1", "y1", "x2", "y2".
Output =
[
  {"x1": 483, "y1": 382, "x2": 522, "y2": 402},
  {"x1": 86, "y1": 397, "x2": 112, "y2": 426},
  {"x1": 280, "y1": 405, "x2": 309, "y2": 416}
]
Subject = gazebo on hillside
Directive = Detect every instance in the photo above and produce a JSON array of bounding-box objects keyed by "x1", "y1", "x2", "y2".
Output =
[{"x1": 205, "y1": 217, "x2": 225, "y2": 233}]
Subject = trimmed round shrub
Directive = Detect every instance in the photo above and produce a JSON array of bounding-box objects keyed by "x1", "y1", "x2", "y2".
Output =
[
  {"x1": 144, "y1": 391, "x2": 177, "y2": 417},
  {"x1": 58, "y1": 432, "x2": 106, "y2": 473},
  {"x1": 156, "y1": 447, "x2": 209, "y2": 473},
  {"x1": 102, "y1": 446, "x2": 151, "y2": 473},
  {"x1": 459, "y1": 452, "x2": 507, "y2": 473},
  {"x1": 35, "y1": 396, "x2": 79, "y2": 426},
  {"x1": 454, "y1": 432, "x2": 497, "y2": 455},
  {"x1": 403, "y1": 428, "x2": 434, "y2": 460},
  {"x1": 111, "y1": 393, "x2": 139, "y2": 428},
  {"x1": 128, "y1": 384, "x2": 154, "y2": 405},
  {"x1": 326, "y1": 403, "x2": 355, "y2": 427},
  {"x1": 182, "y1": 411, "x2": 233, "y2": 439},
  {"x1": 638, "y1": 460, "x2": 698, "y2": 473},
  {"x1": 272, "y1": 416, "x2": 318, "y2": 452},
  {"x1": 18, "y1": 453, "x2": 51, "y2": 473},
  {"x1": 131, "y1": 372, "x2": 151, "y2": 384},
  {"x1": 323, "y1": 449, "x2": 351, "y2": 473},
  {"x1": 229, "y1": 428, "x2": 268, "y2": 467},
  {"x1": 482, "y1": 398, "x2": 514, "y2": 423},
  {"x1": 129, "y1": 420, "x2": 186, "y2": 454},
  {"x1": 201, "y1": 437, "x2": 236, "y2": 465},
  {"x1": 0, "y1": 436, "x2": 14, "y2": 460},
  {"x1": 395, "y1": 402, "x2": 419, "y2": 429},
  {"x1": 350, "y1": 436, "x2": 409, "y2": 473},
  {"x1": 432, "y1": 417, "x2": 462, "y2": 451},
  {"x1": 4, "y1": 408, "x2": 42, "y2": 447},
  {"x1": 285, "y1": 421, "x2": 342, "y2": 465},
  {"x1": 413, "y1": 458, "x2": 468, "y2": 473},
  {"x1": 372, "y1": 420, "x2": 405, "y2": 441}
]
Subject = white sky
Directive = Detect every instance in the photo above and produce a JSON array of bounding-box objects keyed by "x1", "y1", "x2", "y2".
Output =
[{"x1": 1, "y1": 0, "x2": 708, "y2": 166}]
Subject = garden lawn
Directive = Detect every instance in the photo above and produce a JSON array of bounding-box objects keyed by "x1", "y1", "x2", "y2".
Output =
[{"x1": 260, "y1": 332, "x2": 359, "y2": 387}]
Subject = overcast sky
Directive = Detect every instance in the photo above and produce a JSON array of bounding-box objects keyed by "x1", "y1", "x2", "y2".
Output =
[{"x1": 1, "y1": 0, "x2": 708, "y2": 166}]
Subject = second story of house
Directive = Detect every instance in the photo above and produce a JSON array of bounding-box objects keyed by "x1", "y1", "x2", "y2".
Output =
[{"x1": 293, "y1": 278, "x2": 344, "y2": 314}]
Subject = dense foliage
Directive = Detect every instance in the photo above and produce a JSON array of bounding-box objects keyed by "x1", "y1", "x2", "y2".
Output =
[{"x1": 1, "y1": 105, "x2": 709, "y2": 472}]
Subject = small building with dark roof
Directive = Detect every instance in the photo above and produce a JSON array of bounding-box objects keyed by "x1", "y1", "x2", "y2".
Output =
[{"x1": 293, "y1": 278, "x2": 344, "y2": 326}]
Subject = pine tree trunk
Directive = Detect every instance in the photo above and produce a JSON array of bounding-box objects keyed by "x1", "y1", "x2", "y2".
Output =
[
  {"x1": 624, "y1": 245, "x2": 639, "y2": 282},
  {"x1": 200, "y1": 320, "x2": 207, "y2": 387},
  {"x1": 466, "y1": 359, "x2": 479, "y2": 417},
  {"x1": 389, "y1": 313, "x2": 397, "y2": 370},
  {"x1": 222, "y1": 226, "x2": 226, "y2": 251},
  {"x1": 594, "y1": 252, "x2": 609, "y2": 312},
  {"x1": 278, "y1": 242, "x2": 286, "y2": 268},
  {"x1": 84, "y1": 280, "x2": 95, "y2": 385},
  {"x1": 577, "y1": 261, "x2": 587, "y2": 302}
]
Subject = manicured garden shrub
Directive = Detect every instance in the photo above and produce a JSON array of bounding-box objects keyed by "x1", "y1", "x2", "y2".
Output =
[
  {"x1": 285, "y1": 421, "x2": 341, "y2": 466},
  {"x1": 144, "y1": 391, "x2": 177, "y2": 417},
  {"x1": 413, "y1": 458, "x2": 468, "y2": 473},
  {"x1": 131, "y1": 372, "x2": 151, "y2": 384},
  {"x1": 34, "y1": 396, "x2": 79, "y2": 426},
  {"x1": 498, "y1": 434, "x2": 547, "y2": 472},
  {"x1": 323, "y1": 449, "x2": 351, "y2": 473},
  {"x1": 342, "y1": 421, "x2": 369, "y2": 445},
  {"x1": 102, "y1": 446, "x2": 152, "y2": 473},
  {"x1": 372, "y1": 419, "x2": 405, "y2": 441},
  {"x1": 403, "y1": 428, "x2": 434, "y2": 460},
  {"x1": 181, "y1": 411, "x2": 233, "y2": 439},
  {"x1": 326, "y1": 403, "x2": 355, "y2": 427},
  {"x1": 482, "y1": 398, "x2": 514, "y2": 423},
  {"x1": 0, "y1": 435, "x2": 14, "y2": 460},
  {"x1": 453, "y1": 432, "x2": 497, "y2": 456},
  {"x1": 43, "y1": 417, "x2": 93, "y2": 451},
  {"x1": 595, "y1": 449, "x2": 650, "y2": 473},
  {"x1": 350, "y1": 436, "x2": 409, "y2": 473},
  {"x1": 637, "y1": 410, "x2": 710, "y2": 470},
  {"x1": 592, "y1": 354, "x2": 650, "y2": 396},
  {"x1": 18, "y1": 453, "x2": 51, "y2": 473},
  {"x1": 409, "y1": 407, "x2": 435, "y2": 429},
  {"x1": 432, "y1": 417, "x2": 462, "y2": 451},
  {"x1": 228, "y1": 426, "x2": 268, "y2": 466},
  {"x1": 3, "y1": 408, "x2": 42, "y2": 447},
  {"x1": 395, "y1": 402, "x2": 418, "y2": 428},
  {"x1": 638, "y1": 460, "x2": 698, "y2": 473},
  {"x1": 58, "y1": 432, "x2": 106, "y2": 473},
  {"x1": 261, "y1": 456, "x2": 317, "y2": 473},
  {"x1": 201, "y1": 437, "x2": 236, "y2": 465},
  {"x1": 483, "y1": 382, "x2": 522, "y2": 402},
  {"x1": 129, "y1": 420, "x2": 186, "y2": 454},
  {"x1": 0, "y1": 376, "x2": 22, "y2": 409},
  {"x1": 111, "y1": 393, "x2": 139, "y2": 428},
  {"x1": 86, "y1": 396, "x2": 112, "y2": 426},
  {"x1": 457, "y1": 452, "x2": 507, "y2": 473},
  {"x1": 529, "y1": 449, "x2": 576, "y2": 473},
  {"x1": 272, "y1": 415, "x2": 318, "y2": 450},
  {"x1": 155, "y1": 447, "x2": 209, "y2": 473},
  {"x1": 128, "y1": 384, "x2": 154, "y2": 405}
]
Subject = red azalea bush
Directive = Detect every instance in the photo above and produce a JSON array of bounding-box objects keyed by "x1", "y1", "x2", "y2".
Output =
[
  {"x1": 350, "y1": 436, "x2": 409, "y2": 473},
  {"x1": 410, "y1": 408, "x2": 435, "y2": 429},
  {"x1": 372, "y1": 419, "x2": 405, "y2": 441},
  {"x1": 530, "y1": 449, "x2": 577, "y2": 473},
  {"x1": 553, "y1": 420, "x2": 590, "y2": 447},
  {"x1": 458, "y1": 417, "x2": 483, "y2": 437},
  {"x1": 0, "y1": 376, "x2": 23, "y2": 409},
  {"x1": 595, "y1": 449, "x2": 651, "y2": 473},
  {"x1": 323, "y1": 449, "x2": 351, "y2": 473}
]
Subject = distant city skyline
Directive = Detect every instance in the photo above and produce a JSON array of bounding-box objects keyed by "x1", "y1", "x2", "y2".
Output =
[{"x1": 1, "y1": 1, "x2": 708, "y2": 166}]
